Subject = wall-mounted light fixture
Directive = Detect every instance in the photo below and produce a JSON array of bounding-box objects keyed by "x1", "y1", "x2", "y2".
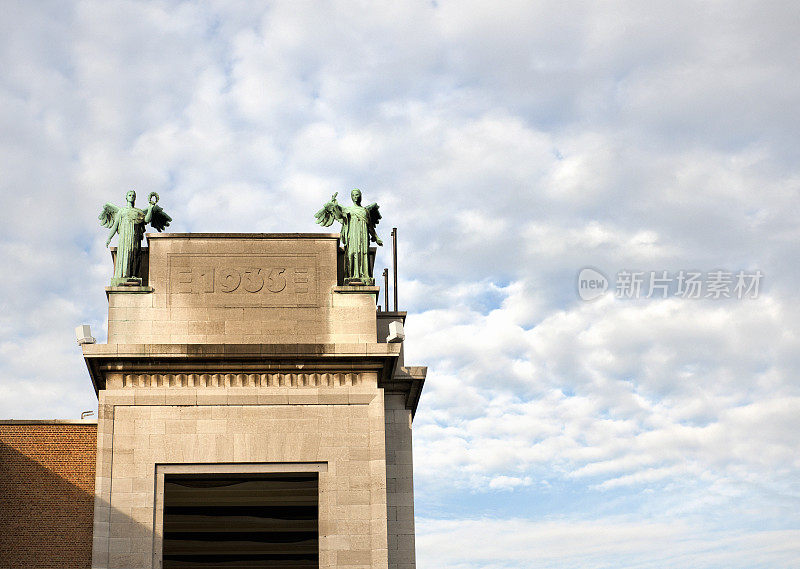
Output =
[
  {"x1": 75, "y1": 324, "x2": 96, "y2": 345},
  {"x1": 387, "y1": 320, "x2": 405, "y2": 343}
]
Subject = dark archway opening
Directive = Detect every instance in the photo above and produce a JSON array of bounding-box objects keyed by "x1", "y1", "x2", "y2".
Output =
[{"x1": 163, "y1": 473, "x2": 318, "y2": 569}]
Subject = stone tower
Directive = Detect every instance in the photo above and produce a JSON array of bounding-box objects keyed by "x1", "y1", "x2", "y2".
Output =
[{"x1": 81, "y1": 233, "x2": 425, "y2": 569}]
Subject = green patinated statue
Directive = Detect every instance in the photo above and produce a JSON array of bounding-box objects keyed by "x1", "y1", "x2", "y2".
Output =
[
  {"x1": 315, "y1": 189, "x2": 382, "y2": 285},
  {"x1": 99, "y1": 190, "x2": 172, "y2": 285}
]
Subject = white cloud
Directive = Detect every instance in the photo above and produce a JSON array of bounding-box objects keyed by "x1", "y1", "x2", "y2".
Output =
[
  {"x1": 417, "y1": 516, "x2": 800, "y2": 569},
  {"x1": 1, "y1": 1, "x2": 799, "y2": 566},
  {"x1": 488, "y1": 475, "x2": 532, "y2": 491},
  {"x1": 408, "y1": 291, "x2": 800, "y2": 529}
]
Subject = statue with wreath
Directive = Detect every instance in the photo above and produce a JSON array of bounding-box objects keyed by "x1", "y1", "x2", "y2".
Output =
[
  {"x1": 98, "y1": 190, "x2": 172, "y2": 285},
  {"x1": 314, "y1": 189, "x2": 382, "y2": 285}
]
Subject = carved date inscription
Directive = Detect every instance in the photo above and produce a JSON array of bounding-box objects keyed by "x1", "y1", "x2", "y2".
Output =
[
  {"x1": 168, "y1": 255, "x2": 317, "y2": 307},
  {"x1": 215, "y1": 267, "x2": 287, "y2": 293}
]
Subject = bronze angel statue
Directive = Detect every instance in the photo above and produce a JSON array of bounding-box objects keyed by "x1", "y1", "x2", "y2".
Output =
[
  {"x1": 315, "y1": 189, "x2": 382, "y2": 284},
  {"x1": 98, "y1": 190, "x2": 172, "y2": 285}
]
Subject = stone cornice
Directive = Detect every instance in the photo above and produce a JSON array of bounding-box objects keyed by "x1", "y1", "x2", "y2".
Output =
[
  {"x1": 383, "y1": 366, "x2": 427, "y2": 418},
  {"x1": 83, "y1": 343, "x2": 401, "y2": 395},
  {"x1": 145, "y1": 232, "x2": 340, "y2": 240}
]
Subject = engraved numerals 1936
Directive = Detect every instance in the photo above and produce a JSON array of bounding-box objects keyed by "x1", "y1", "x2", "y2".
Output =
[
  {"x1": 173, "y1": 266, "x2": 310, "y2": 295},
  {"x1": 218, "y1": 267, "x2": 286, "y2": 293}
]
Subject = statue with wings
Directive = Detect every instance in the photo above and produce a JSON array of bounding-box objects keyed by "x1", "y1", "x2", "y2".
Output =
[
  {"x1": 98, "y1": 190, "x2": 172, "y2": 285},
  {"x1": 315, "y1": 189, "x2": 382, "y2": 284}
]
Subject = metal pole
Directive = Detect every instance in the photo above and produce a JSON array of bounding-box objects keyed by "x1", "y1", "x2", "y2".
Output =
[
  {"x1": 391, "y1": 228, "x2": 398, "y2": 312},
  {"x1": 382, "y1": 268, "x2": 389, "y2": 312}
]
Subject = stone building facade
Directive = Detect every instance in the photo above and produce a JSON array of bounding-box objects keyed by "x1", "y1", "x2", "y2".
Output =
[{"x1": 73, "y1": 232, "x2": 425, "y2": 569}]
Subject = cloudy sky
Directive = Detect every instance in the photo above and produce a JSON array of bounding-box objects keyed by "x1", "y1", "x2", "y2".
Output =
[{"x1": 1, "y1": 1, "x2": 799, "y2": 567}]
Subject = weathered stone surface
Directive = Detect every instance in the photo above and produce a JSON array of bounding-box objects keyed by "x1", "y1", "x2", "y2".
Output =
[
  {"x1": 93, "y1": 394, "x2": 388, "y2": 569},
  {"x1": 86, "y1": 234, "x2": 426, "y2": 569},
  {"x1": 104, "y1": 234, "x2": 381, "y2": 345}
]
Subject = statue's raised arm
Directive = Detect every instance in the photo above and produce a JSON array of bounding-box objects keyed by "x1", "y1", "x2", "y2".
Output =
[
  {"x1": 145, "y1": 192, "x2": 172, "y2": 232},
  {"x1": 98, "y1": 189, "x2": 171, "y2": 286},
  {"x1": 314, "y1": 192, "x2": 343, "y2": 228},
  {"x1": 313, "y1": 188, "x2": 382, "y2": 285}
]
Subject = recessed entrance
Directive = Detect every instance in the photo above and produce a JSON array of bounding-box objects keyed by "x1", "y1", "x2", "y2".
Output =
[{"x1": 162, "y1": 473, "x2": 319, "y2": 568}]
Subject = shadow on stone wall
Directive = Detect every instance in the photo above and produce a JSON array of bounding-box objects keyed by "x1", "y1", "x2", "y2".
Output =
[{"x1": 0, "y1": 441, "x2": 158, "y2": 569}]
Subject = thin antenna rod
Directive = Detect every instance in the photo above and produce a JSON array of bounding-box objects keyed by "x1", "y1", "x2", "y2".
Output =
[
  {"x1": 392, "y1": 227, "x2": 398, "y2": 311},
  {"x1": 383, "y1": 268, "x2": 390, "y2": 312}
]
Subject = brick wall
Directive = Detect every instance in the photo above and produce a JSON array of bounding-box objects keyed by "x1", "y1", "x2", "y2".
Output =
[{"x1": 0, "y1": 423, "x2": 97, "y2": 569}]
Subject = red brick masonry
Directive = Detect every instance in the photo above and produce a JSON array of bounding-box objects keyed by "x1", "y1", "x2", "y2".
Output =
[{"x1": 0, "y1": 423, "x2": 97, "y2": 569}]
